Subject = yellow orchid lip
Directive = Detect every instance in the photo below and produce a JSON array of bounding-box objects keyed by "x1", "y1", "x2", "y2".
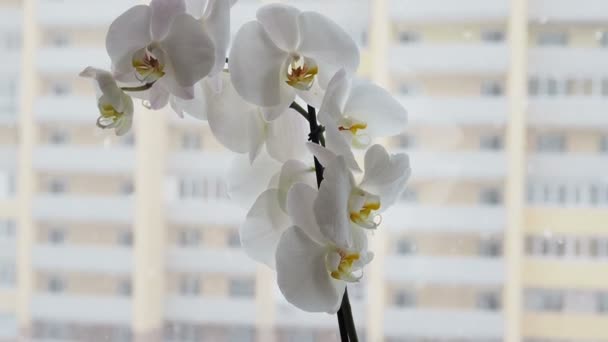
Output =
[
  {"x1": 285, "y1": 56, "x2": 318, "y2": 90},
  {"x1": 330, "y1": 250, "x2": 361, "y2": 282},
  {"x1": 97, "y1": 103, "x2": 124, "y2": 129},
  {"x1": 339, "y1": 122, "x2": 368, "y2": 135},
  {"x1": 132, "y1": 49, "x2": 166, "y2": 83}
]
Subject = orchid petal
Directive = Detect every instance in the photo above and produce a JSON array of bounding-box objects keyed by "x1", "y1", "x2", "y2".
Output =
[
  {"x1": 229, "y1": 21, "x2": 292, "y2": 107},
  {"x1": 345, "y1": 82, "x2": 408, "y2": 138},
  {"x1": 227, "y1": 152, "x2": 281, "y2": 209},
  {"x1": 202, "y1": 0, "x2": 231, "y2": 76},
  {"x1": 313, "y1": 156, "x2": 354, "y2": 249},
  {"x1": 266, "y1": 108, "x2": 309, "y2": 163},
  {"x1": 286, "y1": 183, "x2": 326, "y2": 244},
  {"x1": 318, "y1": 69, "x2": 350, "y2": 126},
  {"x1": 276, "y1": 226, "x2": 345, "y2": 313},
  {"x1": 360, "y1": 145, "x2": 412, "y2": 210},
  {"x1": 106, "y1": 5, "x2": 151, "y2": 76},
  {"x1": 256, "y1": 4, "x2": 301, "y2": 52},
  {"x1": 278, "y1": 160, "x2": 316, "y2": 211},
  {"x1": 240, "y1": 189, "x2": 289, "y2": 268},
  {"x1": 161, "y1": 13, "x2": 215, "y2": 88},
  {"x1": 150, "y1": 0, "x2": 186, "y2": 40}
]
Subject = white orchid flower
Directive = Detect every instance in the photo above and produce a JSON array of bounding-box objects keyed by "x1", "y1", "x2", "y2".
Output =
[
  {"x1": 228, "y1": 3, "x2": 359, "y2": 120},
  {"x1": 79, "y1": 67, "x2": 134, "y2": 136},
  {"x1": 318, "y1": 69, "x2": 408, "y2": 167},
  {"x1": 203, "y1": 73, "x2": 309, "y2": 163},
  {"x1": 106, "y1": 0, "x2": 215, "y2": 109},
  {"x1": 276, "y1": 182, "x2": 373, "y2": 313},
  {"x1": 239, "y1": 160, "x2": 317, "y2": 268},
  {"x1": 312, "y1": 146, "x2": 411, "y2": 247}
]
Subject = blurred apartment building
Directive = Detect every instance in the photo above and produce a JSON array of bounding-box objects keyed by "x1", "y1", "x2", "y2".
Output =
[{"x1": 0, "y1": 0, "x2": 607, "y2": 341}]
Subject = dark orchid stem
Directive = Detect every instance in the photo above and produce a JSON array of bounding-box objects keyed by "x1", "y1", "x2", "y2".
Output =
[
  {"x1": 290, "y1": 102, "x2": 311, "y2": 121},
  {"x1": 306, "y1": 105, "x2": 358, "y2": 342},
  {"x1": 121, "y1": 82, "x2": 155, "y2": 92}
]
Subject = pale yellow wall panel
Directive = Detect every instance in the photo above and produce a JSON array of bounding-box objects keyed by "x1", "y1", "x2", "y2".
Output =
[
  {"x1": 0, "y1": 290, "x2": 16, "y2": 312},
  {"x1": 525, "y1": 208, "x2": 608, "y2": 234},
  {"x1": 202, "y1": 275, "x2": 228, "y2": 296},
  {"x1": 523, "y1": 313, "x2": 608, "y2": 340},
  {"x1": 37, "y1": 173, "x2": 131, "y2": 195},
  {"x1": 567, "y1": 131, "x2": 601, "y2": 153},
  {"x1": 523, "y1": 260, "x2": 608, "y2": 289},
  {"x1": 35, "y1": 272, "x2": 130, "y2": 295}
]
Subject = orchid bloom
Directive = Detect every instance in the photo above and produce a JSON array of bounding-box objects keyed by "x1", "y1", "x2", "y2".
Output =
[
  {"x1": 276, "y1": 182, "x2": 373, "y2": 313},
  {"x1": 106, "y1": 0, "x2": 215, "y2": 109},
  {"x1": 204, "y1": 73, "x2": 310, "y2": 163},
  {"x1": 312, "y1": 146, "x2": 411, "y2": 245},
  {"x1": 229, "y1": 3, "x2": 359, "y2": 120},
  {"x1": 239, "y1": 159, "x2": 317, "y2": 267},
  {"x1": 79, "y1": 67, "x2": 134, "y2": 136},
  {"x1": 318, "y1": 69, "x2": 408, "y2": 167}
]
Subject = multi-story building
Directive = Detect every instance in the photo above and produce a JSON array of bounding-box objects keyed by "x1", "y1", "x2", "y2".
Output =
[{"x1": 0, "y1": 0, "x2": 607, "y2": 341}]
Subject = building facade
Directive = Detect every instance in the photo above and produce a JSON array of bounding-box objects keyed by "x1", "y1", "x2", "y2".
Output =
[{"x1": 0, "y1": 0, "x2": 607, "y2": 341}]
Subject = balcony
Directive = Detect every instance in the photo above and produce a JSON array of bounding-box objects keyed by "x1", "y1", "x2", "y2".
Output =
[
  {"x1": 522, "y1": 312, "x2": 608, "y2": 340},
  {"x1": 33, "y1": 195, "x2": 133, "y2": 223},
  {"x1": 385, "y1": 256, "x2": 504, "y2": 286},
  {"x1": 37, "y1": 47, "x2": 109, "y2": 74},
  {"x1": 37, "y1": 0, "x2": 139, "y2": 28},
  {"x1": 384, "y1": 204, "x2": 505, "y2": 233},
  {"x1": 384, "y1": 308, "x2": 504, "y2": 339},
  {"x1": 529, "y1": 0, "x2": 608, "y2": 22},
  {"x1": 528, "y1": 98, "x2": 608, "y2": 129},
  {"x1": 0, "y1": 314, "x2": 16, "y2": 340},
  {"x1": 390, "y1": 44, "x2": 508, "y2": 75},
  {"x1": 398, "y1": 96, "x2": 508, "y2": 126},
  {"x1": 165, "y1": 296, "x2": 256, "y2": 325},
  {"x1": 169, "y1": 151, "x2": 233, "y2": 175},
  {"x1": 166, "y1": 200, "x2": 247, "y2": 226},
  {"x1": 166, "y1": 247, "x2": 256, "y2": 275},
  {"x1": 389, "y1": 0, "x2": 508, "y2": 22},
  {"x1": 0, "y1": 52, "x2": 20, "y2": 75},
  {"x1": 529, "y1": 47, "x2": 608, "y2": 75},
  {"x1": 403, "y1": 149, "x2": 507, "y2": 181},
  {"x1": 31, "y1": 294, "x2": 132, "y2": 324},
  {"x1": 275, "y1": 299, "x2": 366, "y2": 328},
  {"x1": 35, "y1": 96, "x2": 97, "y2": 123},
  {"x1": 33, "y1": 145, "x2": 135, "y2": 174},
  {"x1": 33, "y1": 245, "x2": 132, "y2": 274},
  {"x1": 527, "y1": 153, "x2": 608, "y2": 181}
]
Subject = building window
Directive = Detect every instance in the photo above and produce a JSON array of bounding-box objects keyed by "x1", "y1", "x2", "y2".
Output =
[
  {"x1": 480, "y1": 135, "x2": 503, "y2": 150},
  {"x1": 229, "y1": 278, "x2": 255, "y2": 298},
  {"x1": 597, "y1": 292, "x2": 608, "y2": 313},
  {"x1": 51, "y1": 33, "x2": 70, "y2": 47},
  {"x1": 179, "y1": 229, "x2": 200, "y2": 247},
  {"x1": 401, "y1": 188, "x2": 417, "y2": 203},
  {"x1": 528, "y1": 77, "x2": 539, "y2": 96},
  {"x1": 536, "y1": 134, "x2": 565, "y2": 152},
  {"x1": 0, "y1": 263, "x2": 14, "y2": 286},
  {"x1": 480, "y1": 188, "x2": 502, "y2": 205},
  {"x1": 477, "y1": 291, "x2": 501, "y2": 311},
  {"x1": 120, "y1": 180, "x2": 134, "y2": 195},
  {"x1": 598, "y1": 31, "x2": 608, "y2": 47},
  {"x1": 117, "y1": 230, "x2": 133, "y2": 246},
  {"x1": 179, "y1": 275, "x2": 200, "y2": 296},
  {"x1": 3, "y1": 31, "x2": 21, "y2": 50},
  {"x1": 117, "y1": 280, "x2": 132, "y2": 296},
  {"x1": 537, "y1": 31, "x2": 568, "y2": 46},
  {"x1": 178, "y1": 178, "x2": 205, "y2": 199},
  {"x1": 398, "y1": 31, "x2": 420, "y2": 43},
  {"x1": 394, "y1": 290, "x2": 415, "y2": 307},
  {"x1": 227, "y1": 231, "x2": 241, "y2": 248},
  {"x1": 481, "y1": 30, "x2": 505, "y2": 42},
  {"x1": 228, "y1": 327, "x2": 255, "y2": 342},
  {"x1": 122, "y1": 134, "x2": 135, "y2": 146},
  {"x1": 49, "y1": 129, "x2": 69, "y2": 145},
  {"x1": 48, "y1": 228, "x2": 66, "y2": 244},
  {"x1": 48, "y1": 276, "x2": 66, "y2": 293},
  {"x1": 396, "y1": 238, "x2": 415, "y2": 255},
  {"x1": 481, "y1": 81, "x2": 503, "y2": 97},
  {"x1": 48, "y1": 178, "x2": 67, "y2": 194},
  {"x1": 181, "y1": 132, "x2": 202, "y2": 150},
  {"x1": 398, "y1": 83, "x2": 419, "y2": 96},
  {"x1": 395, "y1": 134, "x2": 414, "y2": 149},
  {"x1": 51, "y1": 82, "x2": 71, "y2": 96},
  {"x1": 0, "y1": 220, "x2": 15, "y2": 238},
  {"x1": 600, "y1": 136, "x2": 608, "y2": 153},
  {"x1": 479, "y1": 237, "x2": 502, "y2": 257}
]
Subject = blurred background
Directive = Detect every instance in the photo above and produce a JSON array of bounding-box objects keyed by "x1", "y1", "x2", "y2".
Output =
[{"x1": 1, "y1": 0, "x2": 608, "y2": 341}]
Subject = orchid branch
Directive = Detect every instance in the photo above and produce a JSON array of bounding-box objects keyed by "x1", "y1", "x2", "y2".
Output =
[{"x1": 306, "y1": 105, "x2": 358, "y2": 342}]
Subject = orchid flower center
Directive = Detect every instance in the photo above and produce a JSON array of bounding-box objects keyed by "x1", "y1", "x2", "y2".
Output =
[
  {"x1": 338, "y1": 117, "x2": 370, "y2": 148},
  {"x1": 132, "y1": 44, "x2": 166, "y2": 83},
  {"x1": 96, "y1": 103, "x2": 124, "y2": 129},
  {"x1": 285, "y1": 55, "x2": 318, "y2": 91},
  {"x1": 327, "y1": 249, "x2": 361, "y2": 282},
  {"x1": 348, "y1": 188, "x2": 381, "y2": 229}
]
